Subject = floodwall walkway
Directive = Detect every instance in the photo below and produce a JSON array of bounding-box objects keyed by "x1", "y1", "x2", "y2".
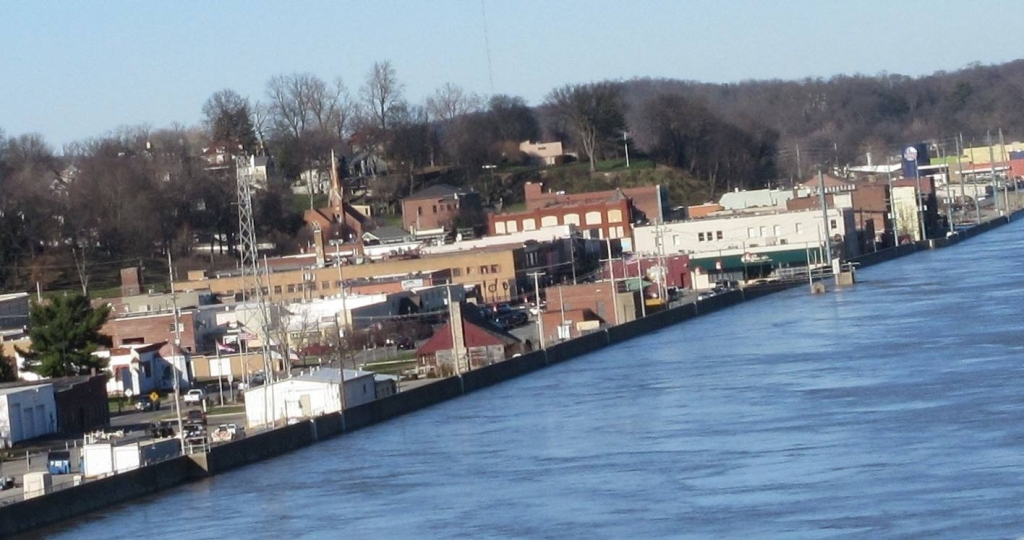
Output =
[{"x1": 5, "y1": 211, "x2": 1021, "y2": 538}]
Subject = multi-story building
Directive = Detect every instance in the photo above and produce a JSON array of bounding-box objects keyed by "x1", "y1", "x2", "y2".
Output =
[
  {"x1": 488, "y1": 196, "x2": 634, "y2": 242},
  {"x1": 100, "y1": 310, "x2": 199, "y2": 353},
  {"x1": 523, "y1": 181, "x2": 668, "y2": 225},
  {"x1": 401, "y1": 184, "x2": 483, "y2": 233},
  {"x1": 519, "y1": 140, "x2": 566, "y2": 166},
  {"x1": 633, "y1": 208, "x2": 859, "y2": 287}
]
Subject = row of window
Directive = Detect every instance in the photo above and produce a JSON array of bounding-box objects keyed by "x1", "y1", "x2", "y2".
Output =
[
  {"x1": 417, "y1": 203, "x2": 457, "y2": 215},
  {"x1": 452, "y1": 264, "x2": 501, "y2": 277},
  {"x1": 495, "y1": 209, "x2": 624, "y2": 235},
  {"x1": 697, "y1": 231, "x2": 724, "y2": 242}
]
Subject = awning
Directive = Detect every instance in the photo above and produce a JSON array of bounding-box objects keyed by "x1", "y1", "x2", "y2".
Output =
[{"x1": 689, "y1": 248, "x2": 813, "y2": 272}]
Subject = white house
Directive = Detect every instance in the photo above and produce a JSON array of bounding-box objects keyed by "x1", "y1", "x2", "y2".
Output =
[
  {"x1": 0, "y1": 383, "x2": 57, "y2": 447},
  {"x1": 97, "y1": 342, "x2": 192, "y2": 398},
  {"x1": 243, "y1": 368, "x2": 377, "y2": 428}
]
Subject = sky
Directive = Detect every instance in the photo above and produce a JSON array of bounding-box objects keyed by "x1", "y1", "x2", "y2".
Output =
[{"x1": 2, "y1": 0, "x2": 1023, "y2": 148}]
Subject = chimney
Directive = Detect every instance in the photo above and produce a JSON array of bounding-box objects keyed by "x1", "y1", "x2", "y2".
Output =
[{"x1": 312, "y1": 224, "x2": 326, "y2": 268}]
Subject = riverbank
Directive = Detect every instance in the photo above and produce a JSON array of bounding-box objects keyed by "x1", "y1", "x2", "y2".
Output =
[{"x1": 6, "y1": 210, "x2": 1023, "y2": 538}]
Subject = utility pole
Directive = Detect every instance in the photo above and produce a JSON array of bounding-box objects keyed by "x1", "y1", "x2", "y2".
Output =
[
  {"x1": 166, "y1": 251, "x2": 186, "y2": 455},
  {"x1": 987, "y1": 130, "x2": 998, "y2": 217},
  {"x1": 623, "y1": 131, "x2": 630, "y2": 168},
  {"x1": 635, "y1": 255, "x2": 646, "y2": 318},
  {"x1": 999, "y1": 128, "x2": 1010, "y2": 213},
  {"x1": 817, "y1": 170, "x2": 833, "y2": 265},
  {"x1": 603, "y1": 239, "x2": 620, "y2": 325},
  {"x1": 796, "y1": 143, "x2": 803, "y2": 182},
  {"x1": 529, "y1": 272, "x2": 546, "y2": 349},
  {"x1": 334, "y1": 242, "x2": 349, "y2": 337},
  {"x1": 886, "y1": 155, "x2": 899, "y2": 246},
  {"x1": 446, "y1": 286, "x2": 462, "y2": 375}
]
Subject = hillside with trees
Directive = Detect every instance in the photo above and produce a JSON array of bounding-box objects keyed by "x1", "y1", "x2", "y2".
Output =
[{"x1": 1, "y1": 59, "x2": 1020, "y2": 294}]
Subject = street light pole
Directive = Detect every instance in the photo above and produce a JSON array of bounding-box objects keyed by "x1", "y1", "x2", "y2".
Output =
[
  {"x1": 166, "y1": 251, "x2": 186, "y2": 455},
  {"x1": 528, "y1": 272, "x2": 546, "y2": 349}
]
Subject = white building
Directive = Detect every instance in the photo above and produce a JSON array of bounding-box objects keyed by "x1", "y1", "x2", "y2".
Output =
[
  {"x1": 634, "y1": 208, "x2": 857, "y2": 258},
  {"x1": 0, "y1": 383, "x2": 57, "y2": 447},
  {"x1": 97, "y1": 343, "x2": 192, "y2": 398},
  {"x1": 243, "y1": 368, "x2": 377, "y2": 427},
  {"x1": 421, "y1": 224, "x2": 575, "y2": 255}
]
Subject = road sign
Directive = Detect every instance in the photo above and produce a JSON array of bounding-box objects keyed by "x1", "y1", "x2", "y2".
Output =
[
  {"x1": 124, "y1": 388, "x2": 134, "y2": 397},
  {"x1": 149, "y1": 392, "x2": 160, "y2": 402}
]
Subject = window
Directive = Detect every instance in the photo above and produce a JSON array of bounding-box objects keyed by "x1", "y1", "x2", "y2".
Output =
[
  {"x1": 452, "y1": 268, "x2": 462, "y2": 277},
  {"x1": 168, "y1": 323, "x2": 176, "y2": 332},
  {"x1": 335, "y1": 280, "x2": 343, "y2": 288},
  {"x1": 522, "y1": 218, "x2": 537, "y2": 231},
  {"x1": 748, "y1": 227, "x2": 756, "y2": 239},
  {"x1": 466, "y1": 266, "x2": 473, "y2": 275},
  {"x1": 830, "y1": 219, "x2": 837, "y2": 229},
  {"x1": 541, "y1": 215, "x2": 558, "y2": 227},
  {"x1": 585, "y1": 211, "x2": 603, "y2": 225},
  {"x1": 417, "y1": 207, "x2": 423, "y2": 216},
  {"x1": 773, "y1": 225, "x2": 781, "y2": 237},
  {"x1": 698, "y1": 232, "x2": 705, "y2": 242},
  {"x1": 273, "y1": 285, "x2": 282, "y2": 294},
  {"x1": 480, "y1": 265, "x2": 489, "y2": 274},
  {"x1": 673, "y1": 235, "x2": 680, "y2": 246},
  {"x1": 795, "y1": 223, "x2": 802, "y2": 234},
  {"x1": 322, "y1": 281, "x2": 330, "y2": 290},
  {"x1": 563, "y1": 213, "x2": 580, "y2": 226},
  {"x1": 608, "y1": 209, "x2": 623, "y2": 223},
  {"x1": 490, "y1": 264, "x2": 499, "y2": 273},
  {"x1": 716, "y1": 231, "x2": 723, "y2": 240},
  {"x1": 287, "y1": 284, "x2": 296, "y2": 293},
  {"x1": 495, "y1": 221, "x2": 507, "y2": 234},
  {"x1": 759, "y1": 226, "x2": 767, "y2": 237},
  {"x1": 706, "y1": 231, "x2": 713, "y2": 241},
  {"x1": 432, "y1": 205, "x2": 438, "y2": 214},
  {"x1": 309, "y1": 282, "x2": 317, "y2": 291},
  {"x1": 506, "y1": 220, "x2": 519, "y2": 233}
]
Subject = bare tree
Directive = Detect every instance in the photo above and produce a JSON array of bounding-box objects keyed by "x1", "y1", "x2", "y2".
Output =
[
  {"x1": 426, "y1": 83, "x2": 481, "y2": 124},
  {"x1": 360, "y1": 61, "x2": 405, "y2": 131},
  {"x1": 546, "y1": 82, "x2": 625, "y2": 172}
]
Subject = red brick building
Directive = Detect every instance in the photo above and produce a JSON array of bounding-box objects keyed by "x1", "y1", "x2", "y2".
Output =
[
  {"x1": 544, "y1": 282, "x2": 640, "y2": 326},
  {"x1": 101, "y1": 310, "x2": 198, "y2": 353},
  {"x1": 524, "y1": 181, "x2": 667, "y2": 224},
  {"x1": 401, "y1": 184, "x2": 483, "y2": 233},
  {"x1": 488, "y1": 197, "x2": 634, "y2": 240}
]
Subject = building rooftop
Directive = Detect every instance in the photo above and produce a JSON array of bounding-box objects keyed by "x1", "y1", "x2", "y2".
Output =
[
  {"x1": 405, "y1": 183, "x2": 466, "y2": 201},
  {"x1": 292, "y1": 367, "x2": 374, "y2": 384},
  {"x1": 0, "y1": 383, "x2": 51, "y2": 396}
]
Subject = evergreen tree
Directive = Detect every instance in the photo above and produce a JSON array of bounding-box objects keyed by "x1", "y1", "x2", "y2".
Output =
[{"x1": 19, "y1": 294, "x2": 112, "y2": 378}]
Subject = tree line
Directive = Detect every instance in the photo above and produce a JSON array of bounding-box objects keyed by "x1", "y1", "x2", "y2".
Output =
[{"x1": 4, "y1": 59, "x2": 1021, "y2": 294}]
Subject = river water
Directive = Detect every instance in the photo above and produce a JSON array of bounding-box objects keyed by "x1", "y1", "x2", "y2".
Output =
[{"x1": 47, "y1": 221, "x2": 1024, "y2": 539}]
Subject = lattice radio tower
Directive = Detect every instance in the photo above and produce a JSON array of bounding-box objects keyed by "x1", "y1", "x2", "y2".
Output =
[{"x1": 236, "y1": 156, "x2": 276, "y2": 420}]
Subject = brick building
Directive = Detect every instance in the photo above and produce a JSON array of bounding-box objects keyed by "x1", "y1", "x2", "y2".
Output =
[
  {"x1": 488, "y1": 196, "x2": 634, "y2": 241},
  {"x1": 101, "y1": 310, "x2": 198, "y2": 353},
  {"x1": 544, "y1": 282, "x2": 640, "y2": 326},
  {"x1": 524, "y1": 181, "x2": 668, "y2": 224},
  {"x1": 401, "y1": 184, "x2": 483, "y2": 233}
]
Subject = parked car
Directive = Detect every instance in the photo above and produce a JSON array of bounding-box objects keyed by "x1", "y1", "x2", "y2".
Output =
[
  {"x1": 183, "y1": 389, "x2": 206, "y2": 404},
  {"x1": 135, "y1": 395, "x2": 161, "y2": 411},
  {"x1": 186, "y1": 409, "x2": 207, "y2": 425},
  {"x1": 182, "y1": 423, "x2": 206, "y2": 445},
  {"x1": 148, "y1": 421, "x2": 174, "y2": 438}
]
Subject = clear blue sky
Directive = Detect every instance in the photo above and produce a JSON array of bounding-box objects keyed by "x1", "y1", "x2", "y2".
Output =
[{"x1": 2, "y1": 0, "x2": 1022, "y2": 148}]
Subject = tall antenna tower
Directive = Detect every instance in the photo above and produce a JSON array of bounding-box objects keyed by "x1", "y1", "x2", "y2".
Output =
[{"x1": 236, "y1": 155, "x2": 276, "y2": 426}]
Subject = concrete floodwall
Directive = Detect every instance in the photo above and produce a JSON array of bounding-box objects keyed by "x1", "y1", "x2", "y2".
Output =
[
  {"x1": 695, "y1": 289, "x2": 743, "y2": 316},
  {"x1": 462, "y1": 350, "x2": 547, "y2": 393},
  {"x1": 312, "y1": 412, "x2": 345, "y2": 440},
  {"x1": 545, "y1": 330, "x2": 608, "y2": 365},
  {"x1": 198, "y1": 421, "x2": 315, "y2": 476},
  {"x1": 0, "y1": 455, "x2": 204, "y2": 538},
  {"x1": 344, "y1": 376, "x2": 463, "y2": 431}
]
